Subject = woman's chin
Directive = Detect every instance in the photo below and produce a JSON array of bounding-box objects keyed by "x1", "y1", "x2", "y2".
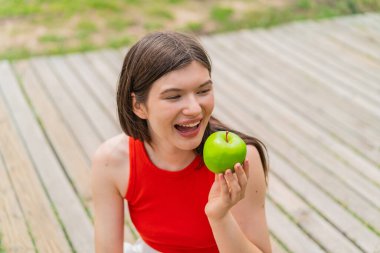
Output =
[
  {"x1": 177, "y1": 139, "x2": 202, "y2": 151},
  {"x1": 174, "y1": 133, "x2": 204, "y2": 151}
]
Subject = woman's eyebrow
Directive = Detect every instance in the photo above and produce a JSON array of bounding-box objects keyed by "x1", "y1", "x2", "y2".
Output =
[{"x1": 160, "y1": 80, "x2": 213, "y2": 95}]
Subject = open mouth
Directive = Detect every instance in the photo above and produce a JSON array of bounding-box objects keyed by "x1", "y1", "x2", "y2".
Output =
[{"x1": 174, "y1": 121, "x2": 201, "y2": 134}]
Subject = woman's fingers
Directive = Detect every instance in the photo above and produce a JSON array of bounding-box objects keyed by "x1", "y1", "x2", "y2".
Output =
[
  {"x1": 218, "y1": 160, "x2": 250, "y2": 204},
  {"x1": 224, "y1": 168, "x2": 242, "y2": 201},
  {"x1": 219, "y1": 173, "x2": 230, "y2": 198},
  {"x1": 235, "y1": 162, "x2": 248, "y2": 191}
]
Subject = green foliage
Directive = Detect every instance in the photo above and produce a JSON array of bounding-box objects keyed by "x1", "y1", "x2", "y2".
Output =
[
  {"x1": 297, "y1": 0, "x2": 313, "y2": 9},
  {"x1": 144, "y1": 21, "x2": 164, "y2": 31},
  {"x1": 146, "y1": 8, "x2": 174, "y2": 20},
  {"x1": 0, "y1": 0, "x2": 41, "y2": 17},
  {"x1": 0, "y1": 232, "x2": 5, "y2": 253},
  {"x1": 185, "y1": 22, "x2": 204, "y2": 32},
  {"x1": 76, "y1": 21, "x2": 98, "y2": 33},
  {"x1": 1, "y1": 0, "x2": 380, "y2": 60},
  {"x1": 107, "y1": 36, "x2": 134, "y2": 48},
  {"x1": 39, "y1": 34, "x2": 66, "y2": 43},
  {"x1": 0, "y1": 48, "x2": 32, "y2": 60},
  {"x1": 107, "y1": 18, "x2": 134, "y2": 31},
  {"x1": 76, "y1": 21, "x2": 98, "y2": 40},
  {"x1": 210, "y1": 6, "x2": 234, "y2": 23},
  {"x1": 167, "y1": 0, "x2": 183, "y2": 3},
  {"x1": 123, "y1": 0, "x2": 139, "y2": 3},
  {"x1": 87, "y1": 0, "x2": 120, "y2": 10}
]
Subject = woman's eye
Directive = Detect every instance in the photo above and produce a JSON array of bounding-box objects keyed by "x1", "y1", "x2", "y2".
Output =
[
  {"x1": 166, "y1": 95, "x2": 180, "y2": 100},
  {"x1": 198, "y1": 89, "x2": 211, "y2": 94}
]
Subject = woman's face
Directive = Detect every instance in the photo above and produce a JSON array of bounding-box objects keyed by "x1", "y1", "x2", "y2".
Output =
[{"x1": 136, "y1": 61, "x2": 214, "y2": 152}]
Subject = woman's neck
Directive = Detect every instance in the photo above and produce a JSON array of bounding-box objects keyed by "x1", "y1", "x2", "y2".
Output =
[{"x1": 144, "y1": 141, "x2": 196, "y2": 172}]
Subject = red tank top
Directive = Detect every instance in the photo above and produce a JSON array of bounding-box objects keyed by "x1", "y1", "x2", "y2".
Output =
[{"x1": 126, "y1": 137, "x2": 219, "y2": 253}]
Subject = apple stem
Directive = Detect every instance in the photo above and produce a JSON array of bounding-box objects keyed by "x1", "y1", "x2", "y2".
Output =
[{"x1": 226, "y1": 131, "x2": 229, "y2": 143}]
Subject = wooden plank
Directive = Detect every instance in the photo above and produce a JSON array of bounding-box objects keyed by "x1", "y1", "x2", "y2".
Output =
[
  {"x1": 270, "y1": 237, "x2": 289, "y2": 253},
  {"x1": 203, "y1": 37, "x2": 380, "y2": 202},
  {"x1": 327, "y1": 17, "x2": 380, "y2": 48},
  {"x1": 206, "y1": 32, "x2": 380, "y2": 167},
  {"x1": 236, "y1": 29, "x2": 380, "y2": 169},
  {"x1": 0, "y1": 146, "x2": 34, "y2": 253},
  {"x1": 120, "y1": 47, "x2": 129, "y2": 58},
  {"x1": 262, "y1": 25, "x2": 380, "y2": 148},
  {"x1": 269, "y1": 155, "x2": 380, "y2": 253},
  {"x1": 68, "y1": 52, "x2": 137, "y2": 242},
  {"x1": 269, "y1": 174, "x2": 361, "y2": 252},
  {"x1": 211, "y1": 73, "x2": 380, "y2": 252},
  {"x1": 204, "y1": 35, "x2": 380, "y2": 246},
  {"x1": 48, "y1": 55, "x2": 119, "y2": 140},
  {"x1": 269, "y1": 24, "x2": 380, "y2": 103},
  {"x1": 217, "y1": 30, "x2": 380, "y2": 166},
  {"x1": 0, "y1": 62, "x2": 72, "y2": 253},
  {"x1": 12, "y1": 60, "x2": 92, "y2": 212},
  {"x1": 209, "y1": 57, "x2": 380, "y2": 231},
  {"x1": 361, "y1": 13, "x2": 380, "y2": 31},
  {"x1": 266, "y1": 200, "x2": 324, "y2": 253},
  {"x1": 306, "y1": 20, "x2": 380, "y2": 63},
  {"x1": 30, "y1": 57, "x2": 102, "y2": 159},
  {"x1": 236, "y1": 30, "x2": 380, "y2": 121},
  {"x1": 210, "y1": 94, "x2": 328, "y2": 251},
  {"x1": 207, "y1": 33, "x2": 380, "y2": 175},
  {"x1": 248, "y1": 29, "x2": 380, "y2": 119},
  {"x1": 99, "y1": 49, "x2": 124, "y2": 72},
  {"x1": 65, "y1": 53, "x2": 119, "y2": 125},
  {"x1": 259, "y1": 23, "x2": 380, "y2": 128},
  {"x1": 84, "y1": 50, "x2": 144, "y2": 240},
  {"x1": 334, "y1": 16, "x2": 380, "y2": 49},
  {"x1": 0, "y1": 61, "x2": 94, "y2": 252},
  {"x1": 267, "y1": 130, "x2": 380, "y2": 233},
  {"x1": 288, "y1": 19, "x2": 380, "y2": 84},
  {"x1": 85, "y1": 51, "x2": 119, "y2": 91},
  {"x1": 14, "y1": 59, "x2": 136, "y2": 243}
]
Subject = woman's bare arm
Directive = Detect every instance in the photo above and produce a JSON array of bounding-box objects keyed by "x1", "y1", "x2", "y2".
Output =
[
  {"x1": 207, "y1": 145, "x2": 272, "y2": 253},
  {"x1": 91, "y1": 137, "x2": 130, "y2": 253}
]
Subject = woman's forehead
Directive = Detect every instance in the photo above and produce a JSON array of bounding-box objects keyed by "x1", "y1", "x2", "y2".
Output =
[{"x1": 153, "y1": 62, "x2": 211, "y2": 91}]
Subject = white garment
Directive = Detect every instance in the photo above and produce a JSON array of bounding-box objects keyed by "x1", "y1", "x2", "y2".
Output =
[{"x1": 124, "y1": 239, "x2": 160, "y2": 253}]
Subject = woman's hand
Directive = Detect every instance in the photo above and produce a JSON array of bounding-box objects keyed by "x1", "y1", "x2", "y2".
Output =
[{"x1": 205, "y1": 159, "x2": 250, "y2": 221}]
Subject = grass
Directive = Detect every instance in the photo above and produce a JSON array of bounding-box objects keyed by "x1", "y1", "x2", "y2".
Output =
[
  {"x1": 107, "y1": 36, "x2": 134, "y2": 48},
  {"x1": 1, "y1": 0, "x2": 380, "y2": 60},
  {"x1": 107, "y1": 17, "x2": 135, "y2": 32},
  {"x1": 210, "y1": 6, "x2": 234, "y2": 23},
  {"x1": 210, "y1": 0, "x2": 380, "y2": 32},
  {"x1": 185, "y1": 22, "x2": 204, "y2": 32},
  {"x1": 0, "y1": 232, "x2": 5, "y2": 253}
]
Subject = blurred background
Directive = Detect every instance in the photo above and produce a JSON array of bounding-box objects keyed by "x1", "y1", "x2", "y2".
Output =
[
  {"x1": 1, "y1": 0, "x2": 380, "y2": 60},
  {"x1": 1, "y1": 1, "x2": 380, "y2": 253}
]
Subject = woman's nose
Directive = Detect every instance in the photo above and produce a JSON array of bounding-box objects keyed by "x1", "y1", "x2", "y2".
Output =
[{"x1": 183, "y1": 95, "x2": 202, "y2": 116}]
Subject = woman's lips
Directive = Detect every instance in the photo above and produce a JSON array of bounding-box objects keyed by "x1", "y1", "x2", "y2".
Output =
[{"x1": 174, "y1": 122, "x2": 201, "y2": 137}]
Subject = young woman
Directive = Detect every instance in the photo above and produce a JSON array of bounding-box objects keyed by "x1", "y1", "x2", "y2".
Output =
[{"x1": 91, "y1": 31, "x2": 272, "y2": 253}]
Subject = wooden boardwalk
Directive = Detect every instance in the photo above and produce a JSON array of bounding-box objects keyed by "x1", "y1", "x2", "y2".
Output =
[{"x1": 1, "y1": 13, "x2": 380, "y2": 253}]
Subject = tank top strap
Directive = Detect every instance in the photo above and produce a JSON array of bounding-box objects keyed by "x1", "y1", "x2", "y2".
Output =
[{"x1": 125, "y1": 136, "x2": 137, "y2": 201}]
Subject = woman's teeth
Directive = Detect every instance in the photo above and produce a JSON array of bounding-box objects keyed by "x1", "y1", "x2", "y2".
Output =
[{"x1": 178, "y1": 121, "x2": 200, "y2": 128}]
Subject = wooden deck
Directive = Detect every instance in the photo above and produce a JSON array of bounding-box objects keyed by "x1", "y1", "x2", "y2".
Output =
[{"x1": 1, "y1": 13, "x2": 380, "y2": 253}]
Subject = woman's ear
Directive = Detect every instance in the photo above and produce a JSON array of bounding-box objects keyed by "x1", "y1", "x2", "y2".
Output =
[{"x1": 132, "y1": 93, "x2": 148, "y2": 119}]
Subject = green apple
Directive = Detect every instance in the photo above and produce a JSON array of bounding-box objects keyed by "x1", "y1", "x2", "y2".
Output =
[{"x1": 203, "y1": 131, "x2": 247, "y2": 173}]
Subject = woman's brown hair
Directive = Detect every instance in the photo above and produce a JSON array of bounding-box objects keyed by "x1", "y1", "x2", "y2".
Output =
[{"x1": 117, "y1": 31, "x2": 269, "y2": 181}]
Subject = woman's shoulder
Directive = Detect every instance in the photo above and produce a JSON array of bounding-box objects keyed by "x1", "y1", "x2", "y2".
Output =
[
  {"x1": 91, "y1": 133, "x2": 130, "y2": 196},
  {"x1": 92, "y1": 133, "x2": 130, "y2": 165},
  {"x1": 246, "y1": 144, "x2": 261, "y2": 161}
]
